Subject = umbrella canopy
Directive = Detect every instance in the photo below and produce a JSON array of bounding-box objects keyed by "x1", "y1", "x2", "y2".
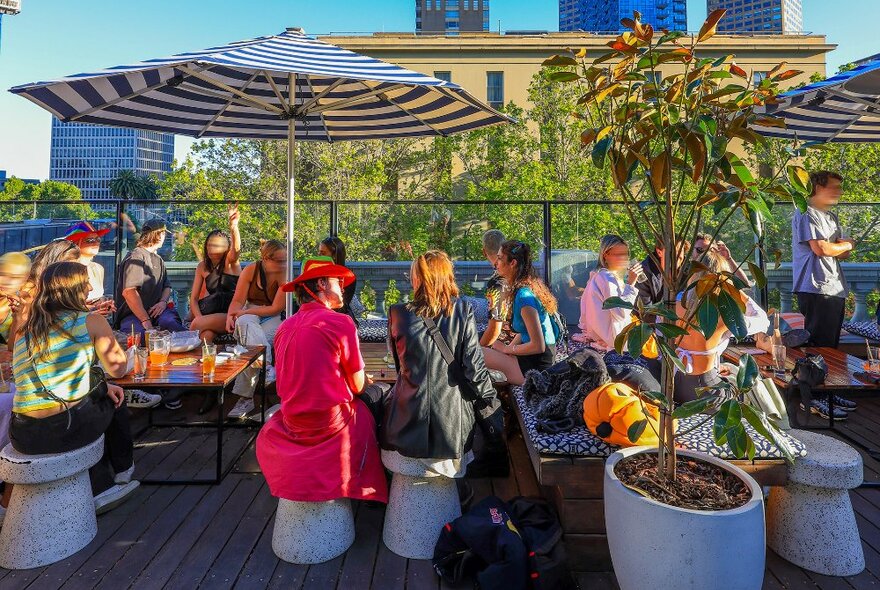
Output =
[
  {"x1": 753, "y1": 58, "x2": 880, "y2": 143},
  {"x1": 10, "y1": 28, "x2": 510, "y2": 312},
  {"x1": 10, "y1": 28, "x2": 509, "y2": 140}
]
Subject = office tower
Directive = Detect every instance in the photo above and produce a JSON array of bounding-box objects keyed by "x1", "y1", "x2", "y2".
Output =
[
  {"x1": 49, "y1": 118, "x2": 173, "y2": 201},
  {"x1": 560, "y1": 0, "x2": 687, "y2": 33},
  {"x1": 708, "y1": 0, "x2": 803, "y2": 33},
  {"x1": 416, "y1": 0, "x2": 489, "y2": 34}
]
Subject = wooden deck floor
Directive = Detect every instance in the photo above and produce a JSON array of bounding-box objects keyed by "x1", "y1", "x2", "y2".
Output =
[{"x1": 1, "y1": 394, "x2": 880, "y2": 590}]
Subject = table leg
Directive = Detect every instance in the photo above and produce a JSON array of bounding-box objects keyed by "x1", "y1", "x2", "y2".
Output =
[
  {"x1": 259, "y1": 349, "x2": 267, "y2": 424},
  {"x1": 215, "y1": 385, "x2": 224, "y2": 485}
]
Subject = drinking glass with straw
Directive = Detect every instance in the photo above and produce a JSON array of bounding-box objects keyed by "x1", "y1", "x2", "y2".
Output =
[{"x1": 867, "y1": 339, "x2": 880, "y2": 374}]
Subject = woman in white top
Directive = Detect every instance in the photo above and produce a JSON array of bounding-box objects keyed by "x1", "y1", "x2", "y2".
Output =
[{"x1": 578, "y1": 235, "x2": 644, "y2": 352}]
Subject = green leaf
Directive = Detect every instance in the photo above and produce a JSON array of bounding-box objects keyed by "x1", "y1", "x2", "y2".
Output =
[
  {"x1": 641, "y1": 390, "x2": 669, "y2": 408},
  {"x1": 614, "y1": 322, "x2": 636, "y2": 355},
  {"x1": 713, "y1": 399, "x2": 743, "y2": 449},
  {"x1": 592, "y1": 136, "x2": 613, "y2": 168},
  {"x1": 627, "y1": 419, "x2": 649, "y2": 443},
  {"x1": 728, "y1": 154, "x2": 755, "y2": 187},
  {"x1": 791, "y1": 191, "x2": 808, "y2": 213},
  {"x1": 741, "y1": 403, "x2": 795, "y2": 463},
  {"x1": 786, "y1": 164, "x2": 811, "y2": 193},
  {"x1": 657, "y1": 31, "x2": 686, "y2": 44},
  {"x1": 603, "y1": 296, "x2": 635, "y2": 310},
  {"x1": 626, "y1": 323, "x2": 652, "y2": 359},
  {"x1": 637, "y1": 53, "x2": 661, "y2": 69},
  {"x1": 672, "y1": 395, "x2": 718, "y2": 419},
  {"x1": 697, "y1": 297, "x2": 719, "y2": 339},
  {"x1": 708, "y1": 70, "x2": 733, "y2": 79},
  {"x1": 548, "y1": 71, "x2": 581, "y2": 83},
  {"x1": 644, "y1": 303, "x2": 679, "y2": 322},
  {"x1": 717, "y1": 289, "x2": 748, "y2": 339},
  {"x1": 654, "y1": 323, "x2": 689, "y2": 339},
  {"x1": 747, "y1": 261, "x2": 767, "y2": 288},
  {"x1": 658, "y1": 340, "x2": 687, "y2": 374},
  {"x1": 736, "y1": 353, "x2": 760, "y2": 391},
  {"x1": 543, "y1": 55, "x2": 579, "y2": 67}
]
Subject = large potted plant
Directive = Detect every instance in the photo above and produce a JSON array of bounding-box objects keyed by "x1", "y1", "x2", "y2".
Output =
[{"x1": 544, "y1": 10, "x2": 811, "y2": 589}]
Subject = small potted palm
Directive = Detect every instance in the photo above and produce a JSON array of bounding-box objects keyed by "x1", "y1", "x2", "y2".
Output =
[{"x1": 544, "y1": 10, "x2": 811, "y2": 589}]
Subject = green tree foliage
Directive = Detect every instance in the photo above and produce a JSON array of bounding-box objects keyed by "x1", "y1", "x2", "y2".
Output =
[
  {"x1": 109, "y1": 169, "x2": 158, "y2": 201},
  {"x1": 0, "y1": 177, "x2": 95, "y2": 221}
]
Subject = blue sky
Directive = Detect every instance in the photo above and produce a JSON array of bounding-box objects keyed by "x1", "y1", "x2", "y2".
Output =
[{"x1": 0, "y1": 0, "x2": 874, "y2": 180}]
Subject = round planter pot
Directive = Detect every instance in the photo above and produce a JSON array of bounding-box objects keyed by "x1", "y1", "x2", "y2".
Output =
[{"x1": 605, "y1": 446, "x2": 765, "y2": 590}]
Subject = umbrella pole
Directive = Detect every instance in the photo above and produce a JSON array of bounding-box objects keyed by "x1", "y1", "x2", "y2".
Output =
[{"x1": 286, "y1": 75, "x2": 296, "y2": 316}]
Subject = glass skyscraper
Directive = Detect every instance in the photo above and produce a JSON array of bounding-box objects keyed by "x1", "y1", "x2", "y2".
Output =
[
  {"x1": 49, "y1": 118, "x2": 174, "y2": 201},
  {"x1": 708, "y1": 0, "x2": 803, "y2": 33},
  {"x1": 560, "y1": 0, "x2": 687, "y2": 33}
]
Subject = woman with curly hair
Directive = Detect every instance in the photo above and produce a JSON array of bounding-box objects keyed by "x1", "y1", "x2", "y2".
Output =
[{"x1": 481, "y1": 240, "x2": 559, "y2": 385}]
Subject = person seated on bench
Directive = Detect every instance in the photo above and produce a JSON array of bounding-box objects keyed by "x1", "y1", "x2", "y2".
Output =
[
  {"x1": 482, "y1": 241, "x2": 559, "y2": 386},
  {"x1": 478, "y1": 229, "x2": 510, "y2": 348},
  {"x1": 674, "y1": 249, "x2": 771, "y2": 403},
  {"x1": 225, "y1": 239, "x2": 287, "y2": 419},
  {"x1": 189, "y1": 205, "x2": 242, "y2": 343},
  {"x1": 318, "y1": 236, "x2": 358, "y2": 325},
  {"x1": 9, "y1": 261, "x2": 139, "y2": 514},
  {"x1": 383, "y1": 250, "x2": 500, "y2": 477},
  {"x1": 256, "y1": 256, "x2": 387, "y2": 505}
]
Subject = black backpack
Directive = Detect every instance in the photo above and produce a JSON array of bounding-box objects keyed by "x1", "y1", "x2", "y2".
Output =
[{"x1": 507, "y1": 496, "x2": 576, "y2": 590}]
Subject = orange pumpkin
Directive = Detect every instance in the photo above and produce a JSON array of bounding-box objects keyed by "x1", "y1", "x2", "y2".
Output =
[{"x1": 583, "y1": 382, "x2": 672, "y2": 447}]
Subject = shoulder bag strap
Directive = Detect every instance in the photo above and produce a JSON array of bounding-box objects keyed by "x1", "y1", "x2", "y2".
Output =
[{"x1": 422, "y1": 315, "x2": 455, "y2": 366}]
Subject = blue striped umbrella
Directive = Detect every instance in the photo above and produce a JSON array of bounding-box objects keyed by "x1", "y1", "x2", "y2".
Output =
[
  {"x1": 10, "y1": 28, "x2": 510, "y2": 307},
  {"x1": 754, "y1": 58, "x2": 880, "y2": 143}
]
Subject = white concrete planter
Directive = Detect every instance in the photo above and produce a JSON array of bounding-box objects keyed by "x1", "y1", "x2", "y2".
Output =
[{"x1": 605, "y1": 446, "x2": 765, "y2": 590}]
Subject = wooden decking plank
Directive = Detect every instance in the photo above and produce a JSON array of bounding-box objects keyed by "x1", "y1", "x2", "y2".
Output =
[
  {"x1": 575, "y1": 571, "x2": 620, "y2": 590},
  {"x1": 299, "y1": 553, "x2": 345, "y2": 590},
  {"x1": 57, "y1": 429, "x2": 219, "y2": 590},
  {"x1": 336, "y1": 502, "x2": 383, "y2": 589},
  {"x1": 805, "y1": 571, "x2": 858, "y2": 590},
  {"x1": 509, "y1": 432, "x2": 541, "y2": 498},
  {"x1": 370, "y1": 541, "x2": 406, "y2": 590},
  {"x1": 230, "y1": 513, "x2": 278, "y2": 590},
  {"x1": 766, "y1": 549, "x2": 820, "y2": 589},
  {"x1": 266, "y1": 560, "x2": 309, "y2": 590},
  {"x1": 761, "y1": 570, "x2": 787, "y2": 590},
  {"x1": 160, "y1": 475, "x2": 264, "y2": 589},
  {"x1": 489, "y1": 452, "x2": 520, "y2": 501},
  {"x1": 200, "y1": 482, "x2": 277, "y2": 590},
  {"x1": 127, "y1": 472, "x2": 244, "y2": 588},
  {"x1": 404, "y1": 558, "x2": 440, "y2": 590}
]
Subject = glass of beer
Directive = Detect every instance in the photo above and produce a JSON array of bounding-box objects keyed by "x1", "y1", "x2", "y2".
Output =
[
  {"x1": 202, "y1": 345, "x2": 217, "y2": 380},
  {"x1": 148, "y1": 333, "x2": 170, "y2": 367}
]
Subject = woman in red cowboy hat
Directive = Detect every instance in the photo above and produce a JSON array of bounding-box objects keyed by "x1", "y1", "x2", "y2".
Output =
[
  {"x1": 256, "y1": 256, "x2": 387, "y2": 504},
  {"x1": 64, "y1": 221, "x2": 114, "y2": 315}
]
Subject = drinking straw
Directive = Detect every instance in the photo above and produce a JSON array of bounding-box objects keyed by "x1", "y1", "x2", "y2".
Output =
[{"x1": 867, "y1": 339, "x2": 874, "y2": 363}]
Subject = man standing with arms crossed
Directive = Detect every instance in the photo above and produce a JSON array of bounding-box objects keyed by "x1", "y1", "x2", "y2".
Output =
[{"x1": 792, "y1": 171, "x2": 853, "y2": 347}]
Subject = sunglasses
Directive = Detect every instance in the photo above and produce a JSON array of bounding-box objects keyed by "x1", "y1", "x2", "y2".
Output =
[{"x1": 81, "y1": 237, "x2": 101, "y2": 245}]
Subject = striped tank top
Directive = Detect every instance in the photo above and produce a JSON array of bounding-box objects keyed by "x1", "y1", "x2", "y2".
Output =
[
  {"x1": 13, "y1": 311, "x2": 95, "y2": 414},
  {"x1": 0, "y1": 310, "x2": 12, "y2": 344}
]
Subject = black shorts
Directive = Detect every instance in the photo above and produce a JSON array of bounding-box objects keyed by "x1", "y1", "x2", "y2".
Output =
[{"x1": 517, "y1": 347, "x2": 555, "y2": 376}]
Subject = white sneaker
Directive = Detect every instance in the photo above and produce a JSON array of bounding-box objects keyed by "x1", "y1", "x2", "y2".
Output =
[
  {"x1": 246, "y1": 403, "x2": 281, "y2": 423},
  {"x1": 228, "y1": 397, "x2": 255, "y2": 420},
  {"x1": 94, "y1": 480, "x2": 140, "y2": 515},
  {"x1": 115, "y1": 463, "x2": 135, "y2": 484},
  {"x1": 125, "y1": 389, "x2": 162, "y2": 409},
  {"x1": 266, "y1": 366, "x2": 276, "y2": 384}
]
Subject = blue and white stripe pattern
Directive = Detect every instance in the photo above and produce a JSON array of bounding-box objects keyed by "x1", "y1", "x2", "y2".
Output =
[
  {"x1": 754, "y1": 59, "x2": 880, "y2": 143},
  {"x1": 10, "y1": 29, "x2": 509, "y2": 140}
]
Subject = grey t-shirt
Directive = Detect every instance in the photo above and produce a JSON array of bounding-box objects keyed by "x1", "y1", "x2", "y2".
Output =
[
  {"x1": 791, "y1": 206, "x2": 848, "y2": 298},
  {"x1": 114, "y1": 247, "x2": 170, "y2": 326}
]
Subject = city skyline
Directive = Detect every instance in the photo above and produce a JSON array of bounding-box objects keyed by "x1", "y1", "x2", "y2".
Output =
[
  {"x1": 0, "y1": 0, "x2": 873, "y2": 181},
  {"x1": 416, "y1": 0, "x2": 489, "y2": 33}
]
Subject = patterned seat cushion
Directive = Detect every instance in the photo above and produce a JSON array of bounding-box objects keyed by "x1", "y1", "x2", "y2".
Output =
[
  {"x1": 358, "y1": 319, "x2": 388, "y2": 343},
  {"x1": 460, "y1": 296, "x2": 490, "y2": 324},
  {"x1": 513, "y1": 388, "x2": 806, "y2": 460},
  {"x1": 844, "y1": 321, "x2": 880, "y2": 342}
]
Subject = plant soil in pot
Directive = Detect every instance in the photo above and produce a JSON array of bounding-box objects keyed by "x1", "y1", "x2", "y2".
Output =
[{"x1": 604, "y1": 446, "x2": 765, "y2": 590}]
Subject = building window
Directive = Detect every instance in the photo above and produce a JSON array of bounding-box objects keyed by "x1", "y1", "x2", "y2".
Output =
[
  {"x1": 434, "y1": 71, "x2": 452, "y2": 82},
  {"x1": 486, "y1": 71, "x2": 504, "y2": 109}
]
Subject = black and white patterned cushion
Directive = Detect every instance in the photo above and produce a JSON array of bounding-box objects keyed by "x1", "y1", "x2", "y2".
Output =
[
  {"x1": 358, "y1": 319, "x2": 388, "y2": 343},
  {"x1": 461, "y1": 296, "x2": 490, "y2": 324},
  {"x1": 350, "y1": 295, "x2": 366, "y2": 320},
  {"x1": 513, "y1": 388, "x2": 806, "y2": 460},
  {"x1": 844, "y1": 321, "x2": 880, "y2": 342}
]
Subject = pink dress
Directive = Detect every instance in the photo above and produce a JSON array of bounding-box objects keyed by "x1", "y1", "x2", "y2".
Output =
[{"x1": 256, "y1": 302, "x2": 388, "y2": 503}]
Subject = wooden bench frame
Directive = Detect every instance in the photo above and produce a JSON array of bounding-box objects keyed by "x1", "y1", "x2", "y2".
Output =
[{"x1": 511, "y1": 402, "x2": 789, "y2": 572}]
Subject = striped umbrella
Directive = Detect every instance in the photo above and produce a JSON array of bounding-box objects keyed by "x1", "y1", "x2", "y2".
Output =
[
  {"x1": 9, "y1": 27, "x2": 511, "y2": 308},
  {"x1": 753, "y1": 58, "x2": 880, "y2": 143}
]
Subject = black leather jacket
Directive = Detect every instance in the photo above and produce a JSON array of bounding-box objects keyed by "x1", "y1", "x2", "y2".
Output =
[{"x1": 381, "y1": 298, "x2": 498, "y2": 460}]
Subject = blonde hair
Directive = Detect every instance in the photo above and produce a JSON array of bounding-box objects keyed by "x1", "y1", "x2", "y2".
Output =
[
  {"x1": 684, "y1": 249, "x2": 727, "y2": 312},
  {"x1": 25, "y1": 262, "x2": 90, "y2": 360},
  {"x1": 0, "y1": 252, "x2": 31, "y2": 276},
  {"x1": 259, "y1": 240, "x2": 285, "y2": 260},
  {"x1": 408, "y1": 250, "x2": 459, "y2": 318},
  {"x1": 597, "y1": 234, "x2": 627, "y2": 269}
]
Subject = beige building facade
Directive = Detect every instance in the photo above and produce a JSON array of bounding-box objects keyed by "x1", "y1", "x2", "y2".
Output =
[{"x1": 325, "y1": 32, "x2": 834, "y2": 113}]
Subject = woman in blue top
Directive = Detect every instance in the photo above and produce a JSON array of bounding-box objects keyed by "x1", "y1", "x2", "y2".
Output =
[{"x1": 482, "y1": 240, "x2": 558, "y2": 385}]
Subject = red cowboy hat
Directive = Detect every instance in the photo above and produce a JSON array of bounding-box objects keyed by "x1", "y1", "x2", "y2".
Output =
[
  {"x1": 281, "y1": 256, "x2": 355, "y2": 292},
  {"x1": 63, "y1": 221, "x2": 111, "y2": 242}
]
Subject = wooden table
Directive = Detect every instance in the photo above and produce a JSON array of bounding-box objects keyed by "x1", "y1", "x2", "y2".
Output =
[
  {"x1": 360, "y1": 342, "x2": 399, "y2": 383},
  {"x1": 112, "y1": 345, "x2": 267, "y2": 485}
]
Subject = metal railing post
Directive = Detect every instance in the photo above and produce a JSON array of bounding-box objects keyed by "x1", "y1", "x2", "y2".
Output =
[
  {"x1": 114, "y1": 199, "x2": 123, "y2": 279},
  {"x1": 330, "y1": 200, "x2": 338, "y2": 237},
  {"x1": 543, "y1": 201, "x2": 552, "y2": 287}
]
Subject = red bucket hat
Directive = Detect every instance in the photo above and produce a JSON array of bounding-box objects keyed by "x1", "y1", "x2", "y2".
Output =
[
  {"x1": 281, "y1": 256, "x2": 355, "y2": 292},
  {"x1": 63, "y1": 221, "x2": 111, "y2": 242}
]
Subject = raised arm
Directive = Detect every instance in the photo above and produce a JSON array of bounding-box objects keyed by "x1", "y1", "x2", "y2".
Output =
[
  {"x1": 87, "y1": 313, "x2": 128, "y2": 378},
  {"x1": 227, "y1": 205, "x2": 242, "y2": 269}
]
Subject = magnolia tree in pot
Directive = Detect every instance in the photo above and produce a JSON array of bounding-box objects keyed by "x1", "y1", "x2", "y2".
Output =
[{"x1": 544, "y1": 9, "x2": 811, "y2": 589}]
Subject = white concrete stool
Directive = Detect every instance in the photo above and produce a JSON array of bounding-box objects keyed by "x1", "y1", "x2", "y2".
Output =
[
  {"x1": 767, "y1": 429, "x2": 865, "y2": 576},
  {"x1": 381, "y1": 450, "x2": 461, "y2": 560},
  {"x1": 272, "y1": 498, "x2": 355, "y2": 564},
  {"x1": 0, "y1": 436, "x2": 104, "y2": 569}
]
